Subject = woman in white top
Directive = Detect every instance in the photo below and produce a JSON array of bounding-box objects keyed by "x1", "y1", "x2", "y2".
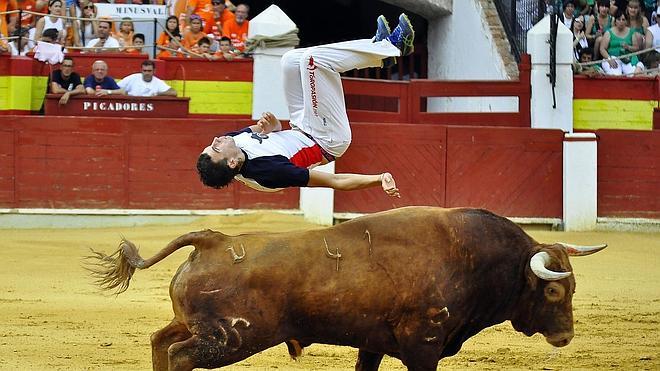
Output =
[
  {"x1": 73, "y1": 0, "x2": 98, "y2": 47},
  {"x1": 34, "y1": 0, "x2": 67, "y2": 45}
]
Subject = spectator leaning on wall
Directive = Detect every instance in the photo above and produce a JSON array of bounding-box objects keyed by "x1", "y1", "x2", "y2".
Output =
[
  {"x1": 117, "y1": 60, "x2": 177, "y2": 97},
  {"x1": 49, "y1": 56, "x2": 86, "y2": 105},
  {"x1": 83, "y1": 60, "x2": 124, "y2": 96}
]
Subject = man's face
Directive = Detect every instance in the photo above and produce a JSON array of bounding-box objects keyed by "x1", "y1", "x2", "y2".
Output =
[
  {"x1": 61, "y1": 60, "x2": 74, "y2": 77},
  {"x1": 220, "y1": 40, "x2": 231, "y2": 52},
  {"x1": 141, "y1": 64, "x2": 154, "y2": 82},
  {"x1": 202, "y1": 136, "x2": 240, "y2": 164},
  {"x1": 97, "y1": 22, "x2": 110, "y2": 38},
  {"x1": 93, "y1": 63, "x2": 108, "y2": 80},
  {"x1": 580, "y1": 53, "x2": 592, "y2": 63},
  {"x1": 199, "y1": 42, "x2": 210, "y2": 54},
  {"x1": 212, "y1": 0, "x2": 225, "y2": 12},
  {"x1": 235, "y1": 5, "x2": 248, "y2": 23},
  {"x1": 134, "y1": 38, "x2": 144, "y2": 51}
]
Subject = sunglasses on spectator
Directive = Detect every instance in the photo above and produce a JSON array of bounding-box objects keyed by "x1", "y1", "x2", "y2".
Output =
[
  {"x1": 212, "y1": 1, "x2": 223, "y2": 4},
  {"x1": 84, "y1": 5, "x2": 94, "y2": 9},
  {"x1": 62, "y1": 64, "x2": 73, "y2": 67}
]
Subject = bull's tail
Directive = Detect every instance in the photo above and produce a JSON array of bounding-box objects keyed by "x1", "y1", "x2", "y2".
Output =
[{"x1": 83, "y1": 230, "x2": 215, "y2": 295}]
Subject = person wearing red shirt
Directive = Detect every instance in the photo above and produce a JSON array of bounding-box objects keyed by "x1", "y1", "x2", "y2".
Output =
[
  {"x1": 221, "y1": 3, "x2": 248, "y2": 51},
  {"x1": 208, "y1": 0, "x2": 235, "y2": 39}
]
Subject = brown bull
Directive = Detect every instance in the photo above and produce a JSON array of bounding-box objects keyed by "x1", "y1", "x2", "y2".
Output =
[{"x1": 85, "y1": 206, "x2": 606, "y2": 371}]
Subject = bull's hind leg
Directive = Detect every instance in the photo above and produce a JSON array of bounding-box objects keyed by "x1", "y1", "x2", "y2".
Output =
[
  {"x1": 356, "y1": 350, "x2": 384, "y2": 371},
  {"x1": 151, "y1": 320, "x2": 192, "y2": 371}
]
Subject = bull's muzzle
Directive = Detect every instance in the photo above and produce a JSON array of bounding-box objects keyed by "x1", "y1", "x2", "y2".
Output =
[{"x1": 545, "y1": 331, "x2": 574, "y2": 347}]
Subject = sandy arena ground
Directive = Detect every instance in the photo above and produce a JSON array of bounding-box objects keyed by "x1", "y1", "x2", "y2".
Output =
[{"x1": 0, "y1": 212, "x2": 658, "y2": 370}]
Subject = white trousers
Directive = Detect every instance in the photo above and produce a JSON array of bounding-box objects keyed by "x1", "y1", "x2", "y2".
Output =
[
  {"x1": 601, "y1": 59, "x2": 644, "y2": 76},
  {"x1": 281, "y1": 39, "x2": 400, "y2": 157}
]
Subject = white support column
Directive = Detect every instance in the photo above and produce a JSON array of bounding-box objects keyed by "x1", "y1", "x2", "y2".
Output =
[
  {"x1": 249, "y1": 4, "x2": 297, "y2": 120},
  {"x1": 563, "y1": 133, "x2": 597, "y2": 231},
  {"x1": 300, "y1": 162, "x2": 335, "y2": 225},
  {"x1": 527, "y1": 16, "x2": 574, "y2": 132}
]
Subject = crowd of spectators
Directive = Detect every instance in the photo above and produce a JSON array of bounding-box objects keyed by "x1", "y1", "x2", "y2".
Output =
[
  {"x1": 49, "y1": 57, "x2": 177, "y2": 103},
  {"x1": 0, "y1": 0, "x2": 250, "y2": 60},
  {"x1": 568, "y1": 0, "x2": 660, "y2": 77}
]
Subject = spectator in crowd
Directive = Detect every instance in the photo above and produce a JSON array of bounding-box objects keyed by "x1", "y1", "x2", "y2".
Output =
[
  {"x1": 216, "y1": 35, "x2": 239, "y2": 60},
  {"x1": 208, "y1": 0, "x2": 235, "y2": 39},
  {"x1": 18, "y1": 0, "x2": 43, "y2": 31},
  {"x1": 643, "y1": 0, "x2": 656, "y2": 23},
  {"x1": 118, "y1": 60, "x2": 177, "y2": 96},
  {"x1": 182, "y1": 14, "x2": 206, "y2": 51},
  {"x1": 0, "y1": 39, "x2": 9, "y2": 54},
  {"x1": 576, "y1": 47, "x2": 604, "y2": 76},
  {"x1": 128, "y1": 33, "x2": 145, "y2": 54},
  {"x1": 600, "y1": 9, "x2": 645, "y2": 75},
  {"x1": 85, "y1": 18, "x2": 120, "y2": 53},
  {"x1": 193, "y1": 36, "x2": 216, "y2": 59},
  {"x1": 572, "y1": 15, "x2": 590, "y2": 59},
  {"x1": 575, "y1": 0, "x2": 594, "y2": 17},
  {"x1": 195, "y1": 13, "x2": 414, "y2": 195},
  {"x1": 34, "y1": 0, "x2": 67, "y2": 45},
  {"x1": 114, "y1": 17, "x2": 135, "y2": 51},
  {"x1": 73, "y1": 0, "x2": 98, "y2": 47},
  {"x1": 641, "y1": 47, "x2": 660, "y2": 71},
  {"x1": 40, "y1": 27, "x2": 59, "y2": 43},
  {"x1": 83, "y1": 60, "x2": 123, "y2": 95},
  {"x1": 609, "y1": 0, "x2": 629, "y2": 16},
  {"x1": 560, "y1": 1, "x2": 577, "y2": 29},
  {"x1": 222, "y1": 3, "x2": 249, "y2": 52},
  {"x1": 646, "y1": 6, "x2": 660, "y2": 50},
  {"x1": 586, "y1": 0, "x2": 613, "y2": 58},
  {"x1": 185, "y1": 0, "x2": 214, "y2": 34},
  {"x1": 49, "y1": 56, "x2": 85, "y2": 105},
  {"x1": 0, "y1": 0, "x2": 18, "y2": 40},
  {"x1": 157, "y1": 15, "x2": 183, "y2": 58},
  {"x1": 8, "y1": 28, "x2": 30, "y2": 56},
  {"x1": 627, "y1": 0, "x2": 650, "y2": 49}
]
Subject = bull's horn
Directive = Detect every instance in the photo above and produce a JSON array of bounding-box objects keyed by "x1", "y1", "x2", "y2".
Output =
[
  {"x1": 557, "y1": 242, "x2": 607, "y2": 256},
  {"x1": 530, "y1": 252, "x2": 572, "y2": 281}
]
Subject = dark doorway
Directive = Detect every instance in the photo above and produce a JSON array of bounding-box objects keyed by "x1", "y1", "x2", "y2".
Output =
[{"x1": 242, "y1": 0, "x2": 427, "y2": 80}]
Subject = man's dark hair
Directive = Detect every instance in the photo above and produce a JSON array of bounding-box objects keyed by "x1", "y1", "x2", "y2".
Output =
[
  {"x1": 141, "y1": 59, "x2": 155, "y2": 68},
  {"x1": 42, "y1": 28, "x2": 59, "y2": 41},
  {"x1": 196, "y1": 153, "x2": 239, "y2": 188},
  {"x1": 578, "y1": 47, "x2": 593, "y2": 60},
  {"x1": 198, "y1": 37, "x2": 211, "y2": 47},
  {"x1": 98, "y1": 20, "x2": 112, "y2": 28},
  {"x1": 133, "y1": 33, "x2": 145, "y2": 43},
  {"x1": 219, "y1": 36, "x2": 231, "y2": 43}
]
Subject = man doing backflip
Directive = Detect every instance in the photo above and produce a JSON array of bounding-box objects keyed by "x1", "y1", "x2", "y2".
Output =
[{"x1": 197, "y1": 14, "x2": 414, "y2": 198}]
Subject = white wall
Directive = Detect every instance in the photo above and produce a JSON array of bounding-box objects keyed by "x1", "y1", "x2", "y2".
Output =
[{"x1": 426, "y1": 0, "x2": 517, "y2": 113}]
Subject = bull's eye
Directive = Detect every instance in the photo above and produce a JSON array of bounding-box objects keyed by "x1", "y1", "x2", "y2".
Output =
[{"x1": 544, "y1": 282, "x2": 565, "y2": 302}]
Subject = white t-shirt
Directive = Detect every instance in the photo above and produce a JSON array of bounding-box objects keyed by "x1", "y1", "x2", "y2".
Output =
[
  {"x1": 648, "y1": 24, "x2": 660, "y2": 52},
  {"x1": 85, "y1": 36, "x2": 120, "y2": 49},
  {"x1": 118, "y1": 73, "x2": 172, "y2": 97}
]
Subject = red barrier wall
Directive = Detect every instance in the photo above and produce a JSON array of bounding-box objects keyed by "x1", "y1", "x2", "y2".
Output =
[
  {"x1": 597, "y1": 130, "x2": 660, "y2": 218},
  {"x1": 0, "y1": 116, "x2": 564, "y2": 217}
]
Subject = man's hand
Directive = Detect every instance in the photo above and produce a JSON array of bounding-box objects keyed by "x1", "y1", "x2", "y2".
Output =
[
  {"x1": 381, "y1": 172, "x2": 400, "y2": 198},
  {"x1": 256, "y1": 112, "x2": 281, "y2": 134},
  {"x1": 59, "y1": 92, "x2": 71, "y2": 105}
]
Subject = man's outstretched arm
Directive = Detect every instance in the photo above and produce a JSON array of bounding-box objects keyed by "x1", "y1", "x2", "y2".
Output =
[{"x1": 308, "y1": 170, "x2": 400, "y2": 197}]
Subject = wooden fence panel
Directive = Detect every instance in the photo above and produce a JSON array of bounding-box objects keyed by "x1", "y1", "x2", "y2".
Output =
[
  {"x1": 445, "y1": 127, "x2": 563, "y2": 218},
  {"x1": 334, "y1": 123, "x2": 447, "y2": 213},
  {"x1": 597, "y1": 130, "x2": 660, "y2": 218}
]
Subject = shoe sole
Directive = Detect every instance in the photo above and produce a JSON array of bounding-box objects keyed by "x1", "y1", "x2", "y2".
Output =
[
  {"x1": 398, "y1": 13, "x2": 415, "y2": 55},
  {"x1": 375, "y1": 15, "x2": 391, "y2": 42}
]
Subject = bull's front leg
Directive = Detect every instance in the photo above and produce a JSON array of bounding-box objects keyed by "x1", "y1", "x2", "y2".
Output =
[
  {"x1": 356, "y1": 349, "x2": 384, "y2": 371},
  {"x1": 150, "y1": 319, "x2": 192, "y2": 371}
]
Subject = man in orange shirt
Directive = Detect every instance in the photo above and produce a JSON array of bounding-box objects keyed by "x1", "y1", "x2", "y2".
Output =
[
  {"x1": 208, "y1": 0, "x2": 234, "y2": 39},
  {"x1": 221, "y1": 3, "x2": 248, "y2": 52},
  {"x1": 185, "y1": 0, "x2": 214, "y2": 34},
  {"x1": 0, "y1": 0, "x2": 19, "y2": 38}
]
